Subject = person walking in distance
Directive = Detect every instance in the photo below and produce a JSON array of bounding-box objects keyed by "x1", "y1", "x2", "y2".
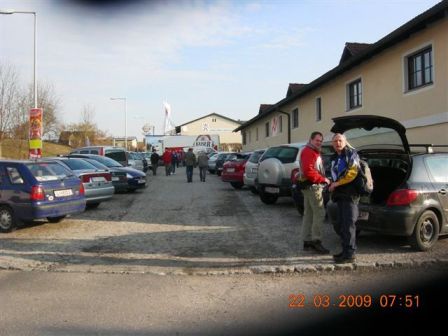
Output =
[
  {"x1": 171, "y1": 151, "x2": 177, "y2": 175},
  {"x1": 298, "y1": 131, "x2": 331, "y2": 254},
  {"x1": 184, "y1": 148, "x2": 196, "y2": 183},
  {"x1": 150, "y1": 149, "x2": 160, "y2": 176},
  {"x1": 328, "y1": 133, "x2": 361, "y2": 264},
  {"x1": 162, "y1": 150, "x2": 172, "y2": 176},
  {"x1": 197, "y1": 151, "x2": 208, "y2": 182}
]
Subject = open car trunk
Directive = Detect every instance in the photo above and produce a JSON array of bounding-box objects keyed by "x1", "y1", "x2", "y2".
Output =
[{"x1": 360, "y1": 153, "x2": 410, "y2": 205}]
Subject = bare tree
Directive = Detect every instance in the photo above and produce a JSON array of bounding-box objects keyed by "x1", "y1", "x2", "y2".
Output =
[{"x1": 0, "y1": 63, "x2": 21, "y2": 139}]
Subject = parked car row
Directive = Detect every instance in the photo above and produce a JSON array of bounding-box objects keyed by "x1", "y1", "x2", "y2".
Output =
[
  {"x1": 214, "y1": 115, "x2": 448, "y2": 252},
  {"x1": 0, "y1": 152, "x2": 148, "y2": 233}
]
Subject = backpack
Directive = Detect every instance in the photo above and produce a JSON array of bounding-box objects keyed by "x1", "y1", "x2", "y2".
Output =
[{"x1": 354, "y1": 159, "x2": 374, "y2": 195}]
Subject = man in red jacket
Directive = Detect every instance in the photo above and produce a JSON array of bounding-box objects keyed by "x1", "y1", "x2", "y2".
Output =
[
  {"x1": 162, "y1": 150, "x2": 172, "y2": 176},
  {"x1": 298, "y1": 131, "x2": 331, "y2": 254}
]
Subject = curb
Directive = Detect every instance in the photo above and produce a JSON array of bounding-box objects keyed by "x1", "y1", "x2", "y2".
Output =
[{"x1": 1, "y1": 257, "x2": 447, "y2": 276}]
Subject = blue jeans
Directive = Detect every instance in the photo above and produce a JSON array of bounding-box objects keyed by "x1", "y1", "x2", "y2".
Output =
[{"x1": 186, "y1": 165, "x2": 194, "y2": 182}]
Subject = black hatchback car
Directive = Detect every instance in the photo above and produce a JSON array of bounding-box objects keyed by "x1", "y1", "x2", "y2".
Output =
[{"x1": 326, "y1": 115, "x2": 448, "y2": 251}]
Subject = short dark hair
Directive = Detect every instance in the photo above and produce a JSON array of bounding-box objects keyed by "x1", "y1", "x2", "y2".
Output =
[{"x1": 310, "y1": 131, "x2": 323, "y2": 140}]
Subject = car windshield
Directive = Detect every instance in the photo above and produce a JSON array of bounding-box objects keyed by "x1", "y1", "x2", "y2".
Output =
[
  {"x1": 261, "y1": 146, "x2": 298, "y2": 164},
  {"x1": 343, "y1": 127, "x2": 405, "y2": 151},
  {"x1": 26, "y1": 162, "x2": 73, "y2": 181}
]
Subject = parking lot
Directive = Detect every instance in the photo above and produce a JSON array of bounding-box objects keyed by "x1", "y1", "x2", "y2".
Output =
[{"x1": 1, "y1": 167, "x2": 447, "y2": 275}]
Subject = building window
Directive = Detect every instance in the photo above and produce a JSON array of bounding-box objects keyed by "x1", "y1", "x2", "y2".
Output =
[
  {"x1": 316, "y1": 97, "x2": 322, "y2": 121},
  {"x1": 242, "y1": 131, "x2": 246, "y2": 145},
  {"x1": 248, "y1": 130, "x2": 251, "y2": 144},
  {"x1": 347, "y1": 79, "x2": 362, "y2": 110},
  {"x1": 265, "y1": 122, "x2": 269, "y2": 137},
  {"x1": 256, "y1": 127, "x2": 259, "y2": 141},
  {"x1": 279, "y1": 115, "x2": 283, "y2": 133},
  {"x1": 212, "y1": 118, "x2": 217, "y2": 122},
  {"x1": 407, "y1": 46, "x2": 433, "y2": 90},
  {"x1": 292, "y1": 108, "x2": 299, "y2": 128}
]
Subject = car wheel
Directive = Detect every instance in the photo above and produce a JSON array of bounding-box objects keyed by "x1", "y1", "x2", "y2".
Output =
[
  {"x1": 47, "y1": 215, "x2": 66, "y2": 223},
  {"x1": 259, "y1": 191, "x2": 278, "y2": 205},
  {"x1": 0, "y1": 206, "x2": 16, "y2": 233},
  {"x1": 410, "y1": 210, "x2": 439, "y2": 251},
  {"x1": 230, "y1": 182, "x2": 244, "y2": 189},
  {"x1": 217, "y1": 171, "x2": 222, "y2": 176}
]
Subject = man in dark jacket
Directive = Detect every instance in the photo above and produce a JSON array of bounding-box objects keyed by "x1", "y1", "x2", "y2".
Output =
[
  {"x1": 329, "y1": 133, "x2": 360, "y2": 264},
  {"x1": 299, "y1": 131, "x2": 331, "y2": 254},
  {"x1": 184, "y1": 148, "x2": 196, "y2": 183},
  {"x1": 150, "y1": 150, "x2": 160, "y2": 176}
]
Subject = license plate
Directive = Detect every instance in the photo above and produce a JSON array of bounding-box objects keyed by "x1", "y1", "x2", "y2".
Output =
[
  {"x1": 91, "y1": 176, "x2": 106, "y2": 182},
  {"x1": 112, "y1": 177, "x2": 119, "y2": 181},
  {"x1": 227, "y1": 168, "x2": 235, "y2": 173},
  {"x1": 138, "y1": 179, "x2": 146, "y2": 184},
  {"x1": 54, "y1": 189, "x2": 73, "y2": 197},
  {"x1": 265, "y1": 187, "x2": 279, "y2": 193},
  {"x1": 358, "y1": 211, "x2": 369, "y2": 220}
]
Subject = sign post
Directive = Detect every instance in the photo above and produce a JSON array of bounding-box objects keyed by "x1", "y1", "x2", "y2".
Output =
[{"x1": 29, "y1": 108, "x2": 43, "y2": 159}]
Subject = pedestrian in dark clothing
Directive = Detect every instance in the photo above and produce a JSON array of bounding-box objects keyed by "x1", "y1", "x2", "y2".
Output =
[
  {"x1": 162, "y1": 150, "x2": 172, "y2": 176},
  {"x1": 328, "y1": 133, "x2": 361, "y2": 264},
  {"x1": 197, "y1": 151, "x2": 208, "y2": 182},
  {"x1": 171, "y1": 152, "x2": 177, "y2": 174},
  {"x1": 150, "y1": 150, "x2": 160, "y2": 176},
  {"x1": 184, "y1": 148, "x2": 196, "y2": 182}
]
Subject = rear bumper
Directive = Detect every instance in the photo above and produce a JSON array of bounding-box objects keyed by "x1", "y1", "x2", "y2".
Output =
[
  {"x1": 18, "y1": 198, "x2": 87, "y2": 220},
  {"x1": 221, "y1": 172, "x2": 244, "y2": 183},
  {"x1": 84, "y1": 185, "x2": 115, "y2": 203},
  {"x1": 258, "y1": 182, "x2": 291, "y2": 197},
  {"x1": 327, "y1": 202, "x2": 419, "y2": 236}
]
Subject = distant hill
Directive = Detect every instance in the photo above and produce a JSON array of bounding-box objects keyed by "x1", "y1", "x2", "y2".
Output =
[{"x1": 0, "y1": 139, "x2": 72, "y2": 159}]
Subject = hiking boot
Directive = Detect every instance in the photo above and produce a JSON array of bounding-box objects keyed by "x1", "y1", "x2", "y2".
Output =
[
  {"x1": 311, "y1": 240, "x2": 330, "y2": 254},
  {"x1": 332, "y1": 251, "x2": 344, "y2": 259},
  {"x1": 303, "y1": 241, "x2": 314, "y2": 251},
  {"x1": 334, "y1": 255, "x2": 356, "y2": 264}
]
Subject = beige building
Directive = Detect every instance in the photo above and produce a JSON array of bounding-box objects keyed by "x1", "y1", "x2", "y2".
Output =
[
  {"x1": 177, "y1": 113, "x2": 243, "y2": 151},
  {"x1": 236, "y1": 1, "x2": 448, "y2": 151}
]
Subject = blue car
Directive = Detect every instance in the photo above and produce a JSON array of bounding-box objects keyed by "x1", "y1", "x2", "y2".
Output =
[{"x1": 0, "y1": 160, "x2": 86, "y2": 232}]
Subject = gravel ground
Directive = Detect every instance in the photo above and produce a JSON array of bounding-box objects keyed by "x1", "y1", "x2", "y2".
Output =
[{"x1": 1, "y1": 167, "x2": 447, "y2": 275}]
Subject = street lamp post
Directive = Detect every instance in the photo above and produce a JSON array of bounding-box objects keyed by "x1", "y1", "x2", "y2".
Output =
[
  {"x1": 110, "y1": 97, "x2": 127, "y2": 150},
  {"x1": 0, "y1": 9, "x2": 37, "y2": 108}
]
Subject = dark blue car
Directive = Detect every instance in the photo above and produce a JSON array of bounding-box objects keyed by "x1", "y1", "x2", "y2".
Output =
[{"x1": 0, "y1": 160, "x2": 86, "y2": 232}]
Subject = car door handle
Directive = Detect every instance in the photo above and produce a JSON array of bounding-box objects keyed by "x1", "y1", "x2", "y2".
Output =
[{"x1": 439, "y1": 189, "x2": 447, "y2": 195}]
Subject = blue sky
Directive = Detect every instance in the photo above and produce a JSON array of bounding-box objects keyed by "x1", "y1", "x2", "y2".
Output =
[{"x1": 0, "y1": 0, "x2": 441, "y2": 138}]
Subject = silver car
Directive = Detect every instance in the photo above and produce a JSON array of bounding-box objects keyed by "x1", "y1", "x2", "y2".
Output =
[
  {"x1": 243, "y1": 149, "x2": 266, "y2": 194},
  {"x1": 45, "y1": 157, "x2": 115, "y2": 209}
]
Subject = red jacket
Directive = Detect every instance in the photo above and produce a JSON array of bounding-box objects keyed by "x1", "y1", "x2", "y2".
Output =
[
  {"x1": 300, "y1": 145, "x2": 326, "y2": 184},
  {"x1": 162, "y1": 151, "x2": 172, "y2": 165}
]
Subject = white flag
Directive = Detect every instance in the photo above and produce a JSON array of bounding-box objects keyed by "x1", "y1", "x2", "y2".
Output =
[{"x1": 163, "y1": 101, "x2": 176, "y2": 135}]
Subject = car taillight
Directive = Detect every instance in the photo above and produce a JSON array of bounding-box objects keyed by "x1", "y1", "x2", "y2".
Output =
[
  {"x1": 291, "y1": 168, "x2": 300, "y2": 182},
  {"x1": 79, "y1": 183, "x2": 85, "y2": 195},
  {"x1": 30, "y1": 185, "x2": 45, "y2": 201},
  {"x1": 386, "y1": 189, "x2": 418, "y2": 206}
]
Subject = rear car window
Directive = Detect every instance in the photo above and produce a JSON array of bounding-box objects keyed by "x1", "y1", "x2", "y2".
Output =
[
  {"x1": 106, "y1": 151, "x2": 127, "y2": 162},
  {"x1": 6, "y1": 167, "x2": 24, "y2": 184},
  {"x1": 90, "y1": 156, "x2": 123, "y2": 167},
  {"x1": 261, "y1": 146, "x2": 299, "y2": 164},
  {"x1": 26, "y1": 162, "x2": 72, "y2": 181},
  {"x1": 425, "y1": 156, "x2": 448, "y2": 183},
  {"x1": 61, "y1": 158, "x2": 97, "y2": 170}
]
